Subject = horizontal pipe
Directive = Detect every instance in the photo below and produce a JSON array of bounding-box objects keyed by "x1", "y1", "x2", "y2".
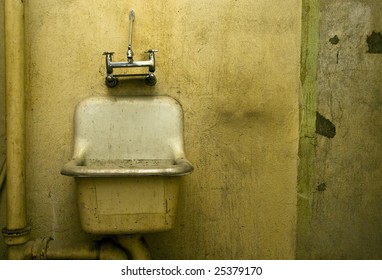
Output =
[
  {"x1": 109, "y1": 60, "x2": 154, "y2": 69},
  {"x1": 45, "y1": 239, "x2": 99, "y2": 260},
  {"x1": 46, "y1": 239, "x2": 128, "y2": 260},
  {"x1": 7, "y1": 238, "x2": 129, "y2": 260}
]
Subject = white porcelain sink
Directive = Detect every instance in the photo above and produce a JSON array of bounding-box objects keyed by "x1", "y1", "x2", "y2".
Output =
[
  {"x1": 61, "y1": 96, "x2": 193, "y2": 177},
  {"x1": 61, "y1": 95, "x2": 192, "y2": 234}
]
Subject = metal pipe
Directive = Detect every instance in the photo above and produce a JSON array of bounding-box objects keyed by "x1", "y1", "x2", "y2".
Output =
[
  {"x1": 117, "y1": 235, "x2": 151, "y2": 260},
  {"x1": 45, "y1": 239, "x2": 128, "y2": 260},
  {"x1": 7, "y1": 238, "x2": 129, "y2": 260},
  {"x1": 2, "y1": 0, "x2": 30, "y2": 247},
  {"x1": 45, "y1": 239, "x2": 100, "y2": 260},
  {"x1": 109, "y1": 59, "x2": 154, "y2": 69}
]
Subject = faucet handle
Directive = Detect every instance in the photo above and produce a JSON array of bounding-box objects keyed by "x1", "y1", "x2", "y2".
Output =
[{"x1": 145, "y1": 49, "x2": 158, "y2": 53}]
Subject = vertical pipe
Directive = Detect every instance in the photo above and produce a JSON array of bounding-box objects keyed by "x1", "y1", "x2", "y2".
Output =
[{"x1": 3, "y1": 0, "x2": 29, "y2": 245}]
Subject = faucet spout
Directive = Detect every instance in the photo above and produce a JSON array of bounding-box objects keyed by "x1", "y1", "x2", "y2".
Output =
[{"x1": 127, "y1": 10, "x2": 135, "y2": 62}]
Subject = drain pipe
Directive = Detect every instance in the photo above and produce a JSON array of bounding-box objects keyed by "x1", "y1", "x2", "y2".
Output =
[
  {"x1": 117, "y1": 235, "x2": 151, "y2": 260},
  {"x1": 46, "y1": 239, "x2": 128, "y2": 260},
  {"x1": 1, "y1": 0, "x2": 30, "y2": 253},
  {"x1": 8, "y1": 238, "x2": 129, "y2": 260}
]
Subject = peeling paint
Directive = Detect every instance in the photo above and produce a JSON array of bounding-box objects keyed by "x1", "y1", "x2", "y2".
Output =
[
  {"x1": 367, "y1": 31, "x2": 382, "y2": 54},
  {"x1": 329, "y1": 35, "x2": 339, "y2": 45},
  {"x1": 316, "y1": 112, "x2": 336, "y2": 138},
  {"x1": 316, "y1": 183, "x2": 327, "y2": 192}
]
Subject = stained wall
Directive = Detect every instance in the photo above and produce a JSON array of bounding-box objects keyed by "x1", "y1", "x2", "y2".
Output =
[
  {"x1": 298, "y1": 0, "x2": 382, "y2": 259},
  {"x1": 0, "y1": 0, "x2": 301, "y2": 259}
]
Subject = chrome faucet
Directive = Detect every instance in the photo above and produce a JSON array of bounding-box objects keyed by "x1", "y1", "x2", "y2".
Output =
[
  {"x1": 127, "y1": 10, "x2": 135, "y2": 63},
  {"x1": 103, "y1": 10, "x2": 158, "y2": 87}
]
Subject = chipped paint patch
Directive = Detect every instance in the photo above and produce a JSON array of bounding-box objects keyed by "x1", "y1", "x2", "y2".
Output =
[{"x1": 367, "y1": 31, "x2": 382, "y2": 54}]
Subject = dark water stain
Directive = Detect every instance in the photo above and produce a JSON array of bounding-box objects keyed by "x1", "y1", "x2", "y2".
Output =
[{"x1": 316, "y1": 112, "x2": 336, "y2": 138}]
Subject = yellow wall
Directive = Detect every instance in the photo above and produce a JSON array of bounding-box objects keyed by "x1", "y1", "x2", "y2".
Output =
[
  {"x1": 1, "y1": 0, "x2": 301, "y2": 259},
  {"x1": 0, "y1": 0, "x2": 5, "y2": 162}
]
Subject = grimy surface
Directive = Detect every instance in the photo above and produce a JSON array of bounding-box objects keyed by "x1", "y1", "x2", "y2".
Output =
[{"x1": 0, "y1": 0, "x2": 301, "y2": 259}]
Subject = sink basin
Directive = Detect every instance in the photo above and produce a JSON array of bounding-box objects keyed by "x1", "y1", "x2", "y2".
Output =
[
  {"x1": 61, "y1": 96, "x2": 193, "y2": 177},
  {"x1": 61, "y1": 95, "x2": 193, "y2": 234}
]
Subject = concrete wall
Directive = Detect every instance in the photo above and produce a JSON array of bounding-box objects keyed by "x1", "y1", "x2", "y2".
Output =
[
  {"x1": 298, "y1": 0, "x2": 382, "y2": 259},
  {"x1": 0, "y1": 0, "x2": 301, "y2": 259}
]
